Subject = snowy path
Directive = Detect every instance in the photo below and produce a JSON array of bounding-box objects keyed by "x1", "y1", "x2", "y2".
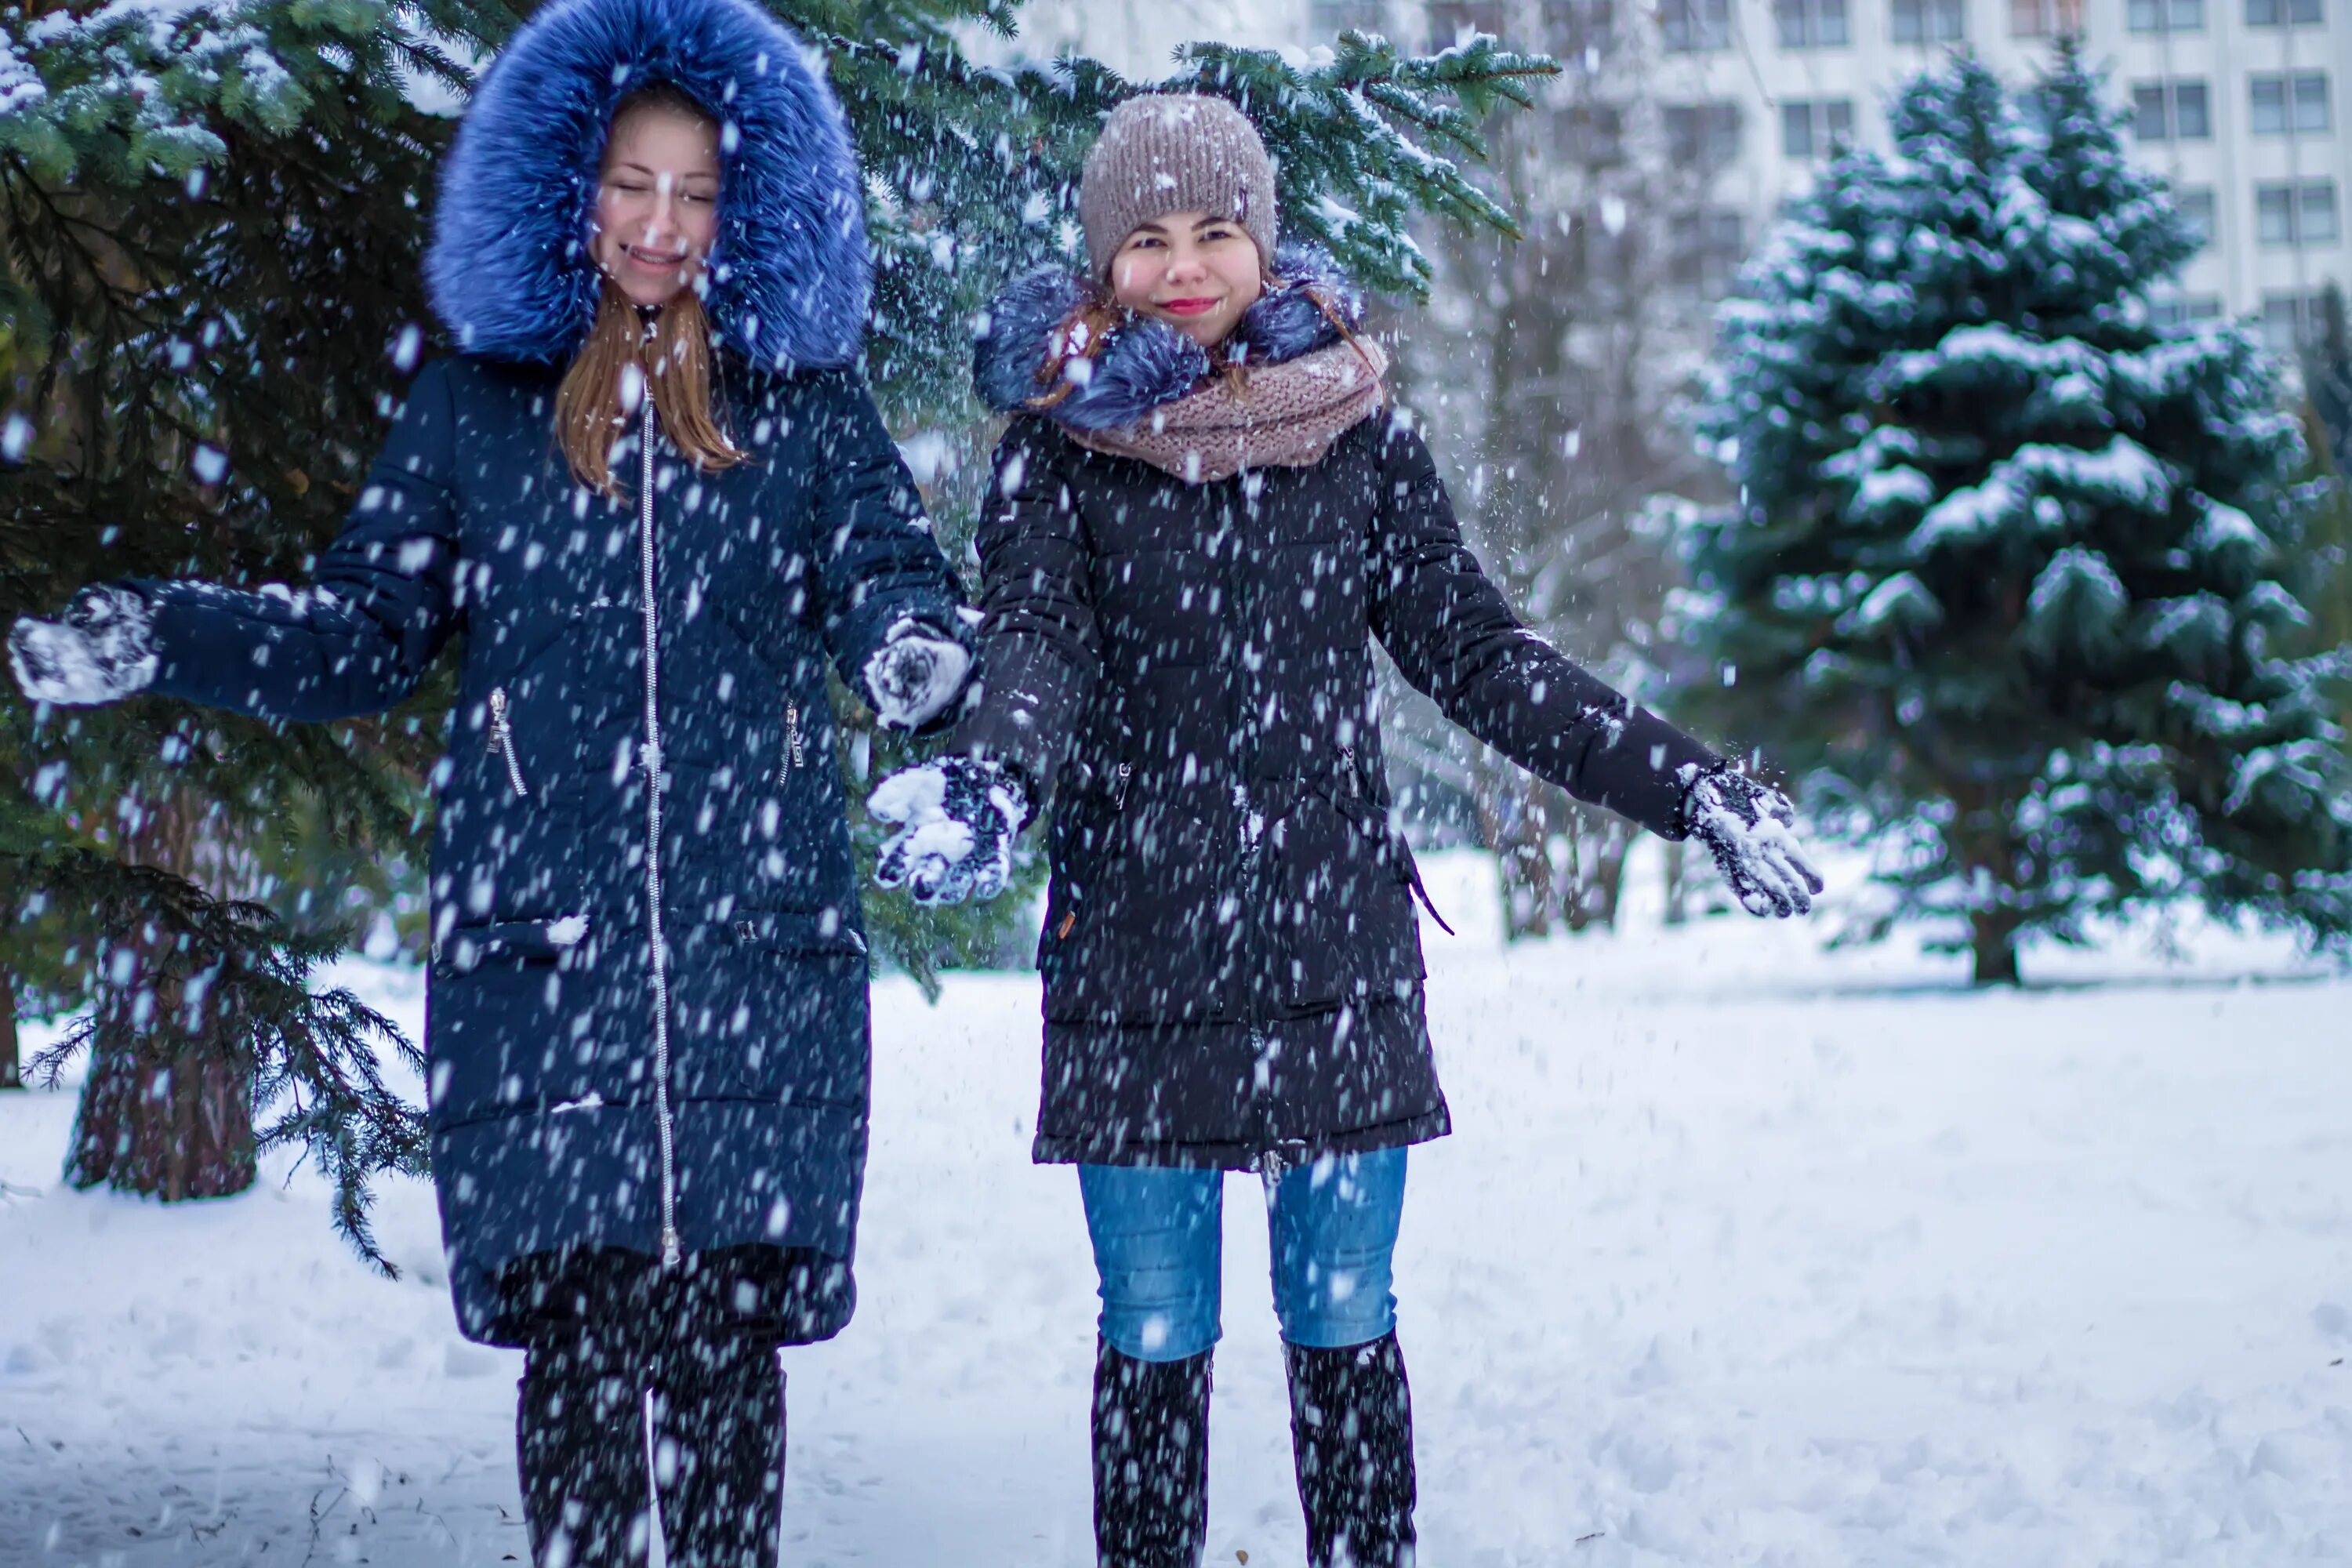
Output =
[{"x1": 4, "y1": 852, "x2": 2350, "y2": 1566}]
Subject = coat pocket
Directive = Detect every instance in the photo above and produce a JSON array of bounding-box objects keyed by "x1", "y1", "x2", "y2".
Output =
[
  {"x1": 1039, "y1": 789, "x2": 1245, "y2": 1025},
  {"x1": 1271, "y1": 795, "x2": 1425, "y2": 1014},
  {"x1": 432, "y1": 915, "x2": 593, "y2": 976},
  {"x1": 731, "y1": 909, "x2": 868, "y2": 958}
]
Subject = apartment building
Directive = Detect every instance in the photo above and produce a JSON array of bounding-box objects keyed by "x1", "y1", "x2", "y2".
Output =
[
  {"x1": 1023, "y1": 1, "x2": 2342, "y2": 347},
  {"x1": 1628, "y1": 0, "x2": 2352, "y2": 349}
]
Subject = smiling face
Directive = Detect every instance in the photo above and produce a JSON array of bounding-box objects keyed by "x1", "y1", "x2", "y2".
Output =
[
  {"x1": 1107, "y1": 210, "x2": 1265, "y2": 350},
  {"x1": 591, "y1": 97, "x2": 722, "y2": 309}
]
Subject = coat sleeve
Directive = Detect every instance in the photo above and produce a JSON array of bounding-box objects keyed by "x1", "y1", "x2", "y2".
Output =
[
  {"x1": 1367, "y1": 418, "x2": 1719, "y2": 840},
  {"x1": 804, "y1": 372, "x2": 975, "y2": 717},
  {"x1": 944, "y1": 420, "x2": 1099, "y2": 792},
  {"x1": 138, "y1": 359, "x2": 467, "y2": 722}
]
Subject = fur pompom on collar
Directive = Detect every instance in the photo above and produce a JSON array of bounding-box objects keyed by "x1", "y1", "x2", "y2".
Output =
[
  {"x1": 425, "y1": 0, "x2": 869, "y2": 372},
  {"x1": 975, "y1": 244, "x2": 1368, "y2": 431}
]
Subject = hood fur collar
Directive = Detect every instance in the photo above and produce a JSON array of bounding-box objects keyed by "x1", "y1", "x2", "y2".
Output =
[
  {"x1": 975, "y1": 244, "x2": 1367, "y2": 431},
  {"x1": 425, "y1": 0, "x2": 869, "y2": 372}
]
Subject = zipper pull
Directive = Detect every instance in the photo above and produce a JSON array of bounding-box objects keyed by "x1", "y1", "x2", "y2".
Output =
[
  {"x1": 1109, "y1": 761, "x2": 1132, "y2": 813},
  {"x1": 784, "y1": 703, "x2": 804, "y2": 774},
  {"x1": 660, "y1": 1227, "x2": 681, "y2": 1269},
  {"x1": 488, "y1": 687, "x2": 530, "y2": 798}
]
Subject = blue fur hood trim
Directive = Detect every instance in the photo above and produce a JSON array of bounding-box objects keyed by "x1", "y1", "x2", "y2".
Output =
[
  {"x1": 426, "y1": 0, "x2": 869, "y2": 371},
  {"x1": 975, "y1": 244, "x2": 1366, "y2": 432}
]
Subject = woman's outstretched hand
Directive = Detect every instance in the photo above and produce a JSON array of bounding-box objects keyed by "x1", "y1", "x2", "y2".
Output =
[
  {"x1": 869, "y1": 756, "x2": 1031, "y2": 906},
  {"x1": 1682, "y1": 767, "x2": 1824, "y2": 919},
  {"x1": 9, "y1": 585, "x2": 158, "y2": 706},
  {"x1": 861, "y1": 616, "x2": 975, "y2": 731}
]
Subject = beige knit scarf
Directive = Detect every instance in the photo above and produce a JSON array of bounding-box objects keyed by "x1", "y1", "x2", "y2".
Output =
[{"x1": 1067, "y1": 337, "x2": 1390, "y2": 485}]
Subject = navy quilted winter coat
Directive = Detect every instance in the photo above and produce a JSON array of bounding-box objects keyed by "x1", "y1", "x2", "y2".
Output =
[{"x1": 128, "y1": 0, "x2": 967, "y2": 1345}]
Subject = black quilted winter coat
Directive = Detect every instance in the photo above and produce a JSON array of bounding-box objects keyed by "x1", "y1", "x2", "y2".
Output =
[{"x1": 954, "y1": 263, "x2": 1722, "y2": 1170}]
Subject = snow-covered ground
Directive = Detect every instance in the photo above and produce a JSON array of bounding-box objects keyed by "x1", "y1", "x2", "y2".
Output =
[{"x1": 5, "y1": 849, "x2": 2350, "y2": 1566}]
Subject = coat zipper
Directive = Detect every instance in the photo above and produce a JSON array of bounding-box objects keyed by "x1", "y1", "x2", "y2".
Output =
[
  {"x1": 487, "y1": 687, "x2": 530, "y2": 798},
  {"x1": 637, "y1": 408, "x2": 683, "y2": 1269},
  {"x1": 782, "y1": 702, "x2": 804, "y2": 776}
]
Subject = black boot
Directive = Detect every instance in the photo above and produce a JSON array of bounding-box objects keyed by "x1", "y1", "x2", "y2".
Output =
[
  {"x1": 517, "y1": 1324, "x2": 655, "y2": 1568},
  {"x1": 649, "y1": 1337, "x2": 787, "y2": 1568},
  {"x1": 1092, "y1": 1338, "x2": 1212, "y2": 1568},
  {"x1": 1285, "y1": 1333, "x2": 1418, "y2": 1568}
]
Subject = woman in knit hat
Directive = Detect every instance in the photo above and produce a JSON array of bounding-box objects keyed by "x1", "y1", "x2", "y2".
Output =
[
  {"x1": 9, "y1": 0, "x2": 976, "y2": 1561},
  {"x1": 869, "y1": 93, "x2": 1820, "y2": 1566}
]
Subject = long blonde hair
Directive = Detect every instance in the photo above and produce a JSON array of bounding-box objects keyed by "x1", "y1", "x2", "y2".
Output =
[{"x1": 555, "y1": 87, "x2": 746, "y2": 495}]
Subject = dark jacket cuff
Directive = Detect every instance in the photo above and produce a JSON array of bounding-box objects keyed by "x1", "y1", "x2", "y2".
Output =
[{"x1": 1576, "y1": 706, "x2": 1722, "y2": 841}]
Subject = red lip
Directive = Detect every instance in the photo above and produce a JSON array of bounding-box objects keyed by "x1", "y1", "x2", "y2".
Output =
[{"x1": 1158, "y1": 298, "x2": 1219, "y2": 317}]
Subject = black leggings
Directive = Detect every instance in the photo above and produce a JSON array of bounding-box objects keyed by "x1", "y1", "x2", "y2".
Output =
[{"x1": 513, "y1": 1259, "x2": 789, "y2": 1568}]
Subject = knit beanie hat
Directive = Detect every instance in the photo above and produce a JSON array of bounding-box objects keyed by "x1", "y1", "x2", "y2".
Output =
[{"x1": 1079, "y1": 94, "x2": 1279, "y2": 278}]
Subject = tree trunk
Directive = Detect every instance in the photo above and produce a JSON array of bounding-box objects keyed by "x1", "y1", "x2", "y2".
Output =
[
  {"x1": 1475, "y1": 768, "x2": 1560, "y2": 942},
  {"x1": 69, "y1": 802, "x2": 260, "y2": 1197},
  {"x1": 1969, "y1": 909, "x2": 2023, "y2": 986},
  {"x1": 1662, "y1": 840, "x2": 1689, "y2": 927},
  {"x1": 0, "y1": 971, "x2": 21, "y2": 1091},
  {"x1": 67, "y1": 1036, "x2": 257, "y2": 1198},
  {"x1": 1562, "y1": 810, "x2": 1631, "y2": 932}
]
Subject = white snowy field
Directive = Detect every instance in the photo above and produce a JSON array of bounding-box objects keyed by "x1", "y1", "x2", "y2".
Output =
[{"x1": 4, "y1": 850, "x2": 2350, "y2": 1567}]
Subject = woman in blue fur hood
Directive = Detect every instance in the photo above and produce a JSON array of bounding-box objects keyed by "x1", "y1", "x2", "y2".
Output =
[
  {"x1": 869, "y1": 94, "x2": 1824, "y2": 1568},
  {"x1": 9, "y1": 0, "x2": 972, "y2": 1560}
]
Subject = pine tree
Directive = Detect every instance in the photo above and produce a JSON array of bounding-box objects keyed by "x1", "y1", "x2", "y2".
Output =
[
  {"x1": 2, "y1": 0, "x2": 1555, "y2": 1244},
  {"x1": 2299, "y1": 289, "x2": 2352, "y2": 746},
  {"x1": 1685, "y1": 45, "x2": 2352, "y2": 983},
  {"x1": 2, "y1": 0, "x2": 491, "y2": 1258}
]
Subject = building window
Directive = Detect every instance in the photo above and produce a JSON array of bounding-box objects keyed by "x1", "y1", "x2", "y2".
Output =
[
  {"x1": 1892, "y1": 0, "x2": 1968, "y2": 42},
  {"x1": 1665, "y1": 101, "x2": 1744, "y2": 165},
  {"x1": 2174, "y1": 185, "x2": 2216, "y2": 249},
  {"x1": 2011, "y1": 0, "x2": 2084, "y2": 31},
  {"x1": 1555, "y1": 100, "x2": 1628, "y2": 165},
  {"x1": 2128, "y1": 0, "x2": 2203, "y2": 28},
  {"x1": 2256, "y1": 180, "x2": 2338, "y2": 244},
  {"x1": 2263, "y1": 291, "x2": 2328, "y2": 351},
  {"x1": 1427, "y1": 1, "x2": 1508, "y2": 42},
  {"x1": 1670, "y1": 209, "x2": 1746, "y2": 292},
  {"x1": 2133, "y1": 80, "x2": 2212, "y2": 140},
  {"x1": 1312, "y1": 0, "x2": 1390, "y2": 32},
  {"x1": 2151, "y1": 296, "x2": 2224, "y2": 328},
  {"x1": 1782, "y1": 99, "x2": 1856, "y2": 157},
  {"x1": 1541, "y1": 0, "x2": 1620, "y2": 52},
  {"x1": 2247, "y1": 0, "x2": 2321, "y2": 23},
  {"x1": 1777, "y1": 0, "x2": 1852, "y2": 44},
  {"x1": 2249, "y1": 71, "x2": 2330, "y2": 134},
  {"x1": 1662, "y1": 0, "x2": 1733, "y2": 49}
]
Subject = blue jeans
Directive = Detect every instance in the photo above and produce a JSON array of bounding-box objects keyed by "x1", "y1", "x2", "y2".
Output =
[{"x1": 1078, "y1": 1149, "x2": 1407, "y2": 1363}]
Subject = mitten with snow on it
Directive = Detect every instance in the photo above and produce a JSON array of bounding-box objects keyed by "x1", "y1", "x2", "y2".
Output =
[
  {"x1": 9, "y1": 585, "x2": 159, "y2": 706},
  {"x1": 861, "y1": 616, "x2": 975, "y2": 731},
  {"x1": 1681, "y1": 765, "x2": 1824, "y2": 918},
  {"x1": 869, "y1": 756, "x2": 1032, "y2": 906}
]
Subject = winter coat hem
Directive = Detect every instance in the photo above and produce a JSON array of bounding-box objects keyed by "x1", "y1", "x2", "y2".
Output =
[{"x1": 1032, "y1": 1104, "x2": 1451, "y2": 1171}]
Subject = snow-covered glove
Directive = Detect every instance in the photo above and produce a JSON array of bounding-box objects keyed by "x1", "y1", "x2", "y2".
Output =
[
  {"x1": 9, "y1": 584, "x2": 159, "y2": 706},
  {"x1": 861, "y1": 618, "x2": 974, "y2": 731},
  {"x1": 1682, "y1": 766, "x2": 1824, "y2": 919},
  {"x1": 869, "y1": 756, "x2": 1031, "y2": 906}
]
